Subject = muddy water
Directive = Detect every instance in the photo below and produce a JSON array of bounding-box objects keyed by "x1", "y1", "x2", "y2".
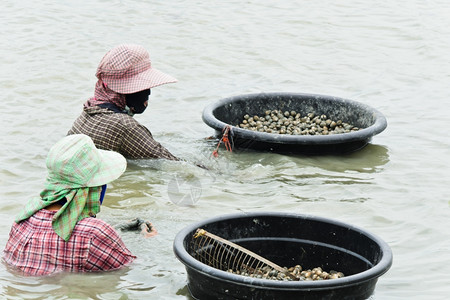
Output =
[{"x1": 1, "y1": 0, "x2": 450, "y2": 299}]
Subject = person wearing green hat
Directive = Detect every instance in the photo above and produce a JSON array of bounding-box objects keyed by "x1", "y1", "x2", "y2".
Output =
[{"x1": 3, "y1": 134, "x2": 152, "y2": 276}]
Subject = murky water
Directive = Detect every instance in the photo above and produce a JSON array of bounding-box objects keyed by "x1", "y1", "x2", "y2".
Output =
[{"x1": 1, "y1": 0, "x2": 450, "y2": 299}]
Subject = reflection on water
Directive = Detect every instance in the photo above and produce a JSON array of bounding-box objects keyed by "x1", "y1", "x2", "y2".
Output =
[
  {"x1": 302, "y1": 143, "x2": 390, "y2": 173},
  {"x1": 1, "y1": 264, "x2": 132, "y2": 299},
  {"x1": 216, "y1": 143, "x2": 389, "y2": 173}
]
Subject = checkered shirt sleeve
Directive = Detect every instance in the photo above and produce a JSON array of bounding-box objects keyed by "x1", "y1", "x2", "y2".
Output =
[
  {"x1": 121, "y1": 122, "x2": 178, "y2": 160},
  {"x1": 84, "y1": 219, "x2": 137, "y2": 271}
]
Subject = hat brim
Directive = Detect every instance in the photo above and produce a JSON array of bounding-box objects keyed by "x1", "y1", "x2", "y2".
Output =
[
  {"x1": 106, "y1": 67, "x2": 177, "y2": 94},
  {"x1": 85, "y1": 149, "x2": 127, "y2": 187}
]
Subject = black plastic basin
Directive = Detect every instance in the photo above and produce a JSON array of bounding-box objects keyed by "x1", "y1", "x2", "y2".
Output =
[
  {"x1": 202, "y1": 92, "x2": 387, "y2": 154},
  {"x1": 173, "y1": 212, "x2": 393, "y2": 300}
]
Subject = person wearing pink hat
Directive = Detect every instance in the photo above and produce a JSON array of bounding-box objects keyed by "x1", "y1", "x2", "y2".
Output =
[{"x1": 68, "y1": 44, "x2": 179, "y2": 160}]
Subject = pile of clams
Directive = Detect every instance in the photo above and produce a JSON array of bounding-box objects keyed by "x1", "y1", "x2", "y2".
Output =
[
  {"x1": 227, "y1": 265, "x2": 345, "y2": 282},
  {"x1": 237, "y1": 110, "x2": 361, "y2": 135}
]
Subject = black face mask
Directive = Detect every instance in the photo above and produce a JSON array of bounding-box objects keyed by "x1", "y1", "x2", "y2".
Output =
[{"x1": 125, "y1": 89, "x2": 151, "y2": 114}]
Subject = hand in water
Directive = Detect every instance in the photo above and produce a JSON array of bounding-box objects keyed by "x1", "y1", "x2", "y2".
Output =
[
  {"x1": 140, "y1": 221, "x2": 158, "y2": 238},
  {"x1": 118, "y1": 218, "x2": 158, "y2": 238}
]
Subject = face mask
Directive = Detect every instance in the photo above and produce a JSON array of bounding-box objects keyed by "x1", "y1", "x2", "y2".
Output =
[
  {"x1": 99, "y1": 184, "x2": 107, "y2": 205},
  {"x1": 125, "y1": 89, "x2": 151, "y2": 114}
]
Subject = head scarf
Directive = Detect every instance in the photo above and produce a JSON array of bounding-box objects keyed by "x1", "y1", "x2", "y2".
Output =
[
  {"x1": 15, "y1": 185, "x2": 102, "y2": 242},
  {"x1": 84, "y1": 80, "x2": 127, "y2": 111}
]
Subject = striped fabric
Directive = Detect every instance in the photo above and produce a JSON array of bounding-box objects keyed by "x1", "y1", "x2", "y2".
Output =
[
  {"x1": 68, "y1": 106, "x2": 179, "y2": 160},
  {"x1": 4, "y1": 210, "x2": 136, "y2": 276}
]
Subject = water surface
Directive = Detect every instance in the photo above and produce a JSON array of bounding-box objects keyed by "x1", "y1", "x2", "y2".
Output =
[{"x1": 1, "y1": 0, "x2": 450, "y2": 299}]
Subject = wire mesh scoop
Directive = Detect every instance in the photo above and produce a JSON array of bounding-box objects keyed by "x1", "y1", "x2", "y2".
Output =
[{"x1": 192, "y1": 228, "x2": 297, "y2": 280}]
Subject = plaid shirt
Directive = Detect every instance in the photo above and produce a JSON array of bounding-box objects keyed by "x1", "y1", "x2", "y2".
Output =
[
  {"x1": 67, "y1": 106, "x2": 178, "y2": 160},
  {"x1": 3, "y1": 209, "x2": 136, "y2": 276}
]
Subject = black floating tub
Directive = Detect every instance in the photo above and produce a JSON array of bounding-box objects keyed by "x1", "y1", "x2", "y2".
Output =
[
  {"x1": 202, "y1": 92, "x2": 387, "y2": 154},
  {"x1": 173, "y1": 212, "x2": 392, "y2": 300}
]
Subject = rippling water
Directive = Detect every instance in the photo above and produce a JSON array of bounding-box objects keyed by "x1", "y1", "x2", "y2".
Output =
[{"x1": 1, "y1": 0, "x2": 450, "y2": 299}]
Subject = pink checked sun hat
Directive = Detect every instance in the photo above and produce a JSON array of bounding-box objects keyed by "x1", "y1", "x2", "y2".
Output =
[
  {"x1": 46, "y1": 134, "x2": 127, "y2": 187},
  {"x1": 95, "y1": 44, "x2": 177, "y2": 94}
]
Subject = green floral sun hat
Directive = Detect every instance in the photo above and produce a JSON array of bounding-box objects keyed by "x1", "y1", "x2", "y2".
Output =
[{"x1": 15, "y1": 134, "x2": 127, "y2": 241}]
